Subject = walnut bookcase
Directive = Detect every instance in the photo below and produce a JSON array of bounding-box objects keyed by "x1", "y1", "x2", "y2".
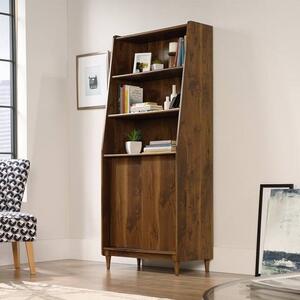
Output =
[{"x1": 101, "y1": 21, "x2": 213, "y2": 275}]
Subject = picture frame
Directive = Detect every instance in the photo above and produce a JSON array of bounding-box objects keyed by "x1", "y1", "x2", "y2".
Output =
[
  {"x1": 133, "y1": 52, "x2": 152, "y2": 73},
  {"x1": 76, "y1": 51, "x2": 110, "y2": 110},
  {"x1": 255, "y1": 183, "x2": 294, "y2": 276}
]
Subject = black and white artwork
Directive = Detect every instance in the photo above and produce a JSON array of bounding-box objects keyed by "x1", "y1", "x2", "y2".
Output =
[
  {"x1": 76, "y1": 52, "x2": 109, "y2": 109},
  {"x1": 256, "y1": 184, "x2": 300, "y2": 276}
]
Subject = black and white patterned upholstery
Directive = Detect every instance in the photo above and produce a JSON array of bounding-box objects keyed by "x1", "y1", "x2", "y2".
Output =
[{"x1": 0, "y1": 160, "x2": 37, "y2": 242}]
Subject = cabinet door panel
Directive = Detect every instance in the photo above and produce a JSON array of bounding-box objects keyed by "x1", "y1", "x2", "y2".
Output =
[{"x1": 109, "y1": 156, "x2": 176, "y2": 251}]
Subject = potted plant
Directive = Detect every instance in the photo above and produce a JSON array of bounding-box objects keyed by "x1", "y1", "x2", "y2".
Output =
[
  {"x1": 125, "y1": 129, "x2": 142, "y2": 154},
  {"x1": 151, "y1": 59, "x2": 164, "y2": 71}
]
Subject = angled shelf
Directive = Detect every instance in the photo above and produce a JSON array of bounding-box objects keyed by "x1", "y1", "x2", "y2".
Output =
[
  {"x1": 103, "y1": 152, "x2": 176, "y2": 158},
  {"x1": 108, "y1": 108, "x2": 180, "y2": 120},
  {"x1": 112, "y1": 67, "x2": 183, "y2": 81},
  {"x1": 101, "y1": 21, "x2": 213, "y2": 276},
  {"x1": 116, "y1": 24, "x2": 187, "y2": 43}
]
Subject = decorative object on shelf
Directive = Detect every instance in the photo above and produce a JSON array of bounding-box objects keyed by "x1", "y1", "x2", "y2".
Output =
[
  {"x1": 76, "y1": 52, "x2": 110, "y2": 110},
  {"x1": 133, "y1": 52, "x2": 152, "y2": 73},
  {"x1": 125, "y1": 129, "x2": 142, "y2": 154},
  {"x1": 176, "y1": 36, "x2": 186, "y2": 67},
  {"x1": 170, "y1": 84, "x2": 177, "y2": 101},
  {"x1": 151, "y1": 59, "x2": 164, "y2": 71},
  {"x1": 130, "y1": 102, "x2": 163, "y2": 113},
  {"x1": 164, "y1": 96, "x2": 171, "y2": 110},
  {"x1": 143, "y1": 140, "x2": 176, "y2": 153},
  {"x1": 170, "y1": 93, "x2": 181, "y2": 109},
  {"x1": 119, "y1": 85, "x2": 143, "y2": 113},
  {"x1": 255, "y1": 184, "x2": 295, "y2": 276},
  {"x1": 168, "y1": 42, "x2": 178, "y2": 68}
]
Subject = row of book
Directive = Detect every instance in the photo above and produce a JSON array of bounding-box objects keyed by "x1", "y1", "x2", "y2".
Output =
[
  {"x1": 143, "y1": 140, "x2": 176, "y2": 153},
  {"x1": 170, "y1": 36, "x2": 186, "y2": 68},
  {"x1": 118, "y1": 85, "x2": 143, "y2": 113},
  {"x1": 131, "y1": 102, "x2": 163, "y2": 113}
]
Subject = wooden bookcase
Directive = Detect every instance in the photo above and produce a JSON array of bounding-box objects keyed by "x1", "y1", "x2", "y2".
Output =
[{"x1": 101, "y1": 21, "x2": 213, "y2": 275}]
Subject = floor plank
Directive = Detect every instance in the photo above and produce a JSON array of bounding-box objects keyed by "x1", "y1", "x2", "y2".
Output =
[{"x1": 0, "y1": 260, "x2": 246, "y2": 299}]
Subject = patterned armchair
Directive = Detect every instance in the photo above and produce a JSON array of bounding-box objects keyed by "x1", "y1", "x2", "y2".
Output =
[{"x1": 0, "y1": 159, "x2": 37, "y2": 275}]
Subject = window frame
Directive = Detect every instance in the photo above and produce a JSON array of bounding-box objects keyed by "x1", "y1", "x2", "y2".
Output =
[{"x1": 0, "y1": 0, "x2": 17, "y2": 159}]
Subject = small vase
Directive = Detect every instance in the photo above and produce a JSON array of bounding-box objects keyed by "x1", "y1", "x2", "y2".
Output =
[{"x1": 125, "y1": 141, "x2": 142, "y2": 154}]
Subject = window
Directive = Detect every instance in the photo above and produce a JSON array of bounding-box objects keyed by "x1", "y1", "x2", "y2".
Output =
[{"x1": 0, "y1": 0, "x2": 16, "y2": 159}]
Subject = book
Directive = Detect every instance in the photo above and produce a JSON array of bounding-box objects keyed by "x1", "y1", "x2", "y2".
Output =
[
  {"x1": 144, "y1": 146, "x2": 176, "y2": 151},
  {"x1": 132, "y1": 102, "x2": 158, "y2": 107},
  {"x1": 150, "y1": 140, "x2": 176, "y2": 145},
  {"x1": 143, "y1": 150, "x2": 176, "y2": 154},
  {"x1": 119, "y1": 85, "x2": 143, "y2": 113},
  {"x1": 131, "y1": 105, "x2": 163, "y2": 113},
  {"x1": 146, "y1": 143, "x2": 176, "y2": 148},
  {"x1": 173, "y1": 36, "x2": 186, "y2": 67}
]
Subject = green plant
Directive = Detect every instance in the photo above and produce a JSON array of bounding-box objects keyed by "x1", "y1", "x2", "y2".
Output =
[
  {"x1": 127, "y1": 129, "x2": 142, "y2": 141},
  {"x1": 152, "y1": 59, "x2": 162, "y2": 64}
]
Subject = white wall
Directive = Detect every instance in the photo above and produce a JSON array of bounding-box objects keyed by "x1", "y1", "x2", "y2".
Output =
[
  {"x1": 0, "y1": 0, "x2": 71, "y2": 267},
  {"x1": 24, "y1": 0, "x2": 71, "y2": 261},
  {"x1": 66, "y1": 0, "x2": 300, "y2": 275},
  {"x1": 12, "y1": 0, "x2": 300, "y2": 275}
]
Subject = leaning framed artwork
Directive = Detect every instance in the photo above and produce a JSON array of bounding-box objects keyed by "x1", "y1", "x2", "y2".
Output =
[
  {"x1": 256, "y1": 184, "x2": 295, "y2": 276},
  {"x1": 76, "y1": 52, "x2": 110, "y2": 110}
]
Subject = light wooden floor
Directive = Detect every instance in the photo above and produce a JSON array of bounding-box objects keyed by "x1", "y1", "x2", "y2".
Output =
[{"x1": 0, "y1": 260, "x2": 246, "y2": 299}]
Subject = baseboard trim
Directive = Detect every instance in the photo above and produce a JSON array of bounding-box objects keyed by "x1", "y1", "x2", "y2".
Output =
[{"x1": 0, "y1": 239, "x2": 255, "y2": 274}]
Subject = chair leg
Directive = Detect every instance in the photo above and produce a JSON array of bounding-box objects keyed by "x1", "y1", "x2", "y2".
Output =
[
  {"x1": 12, "y1": 242, "x2": 20, "y2": 270},
  {"x1": 25, "y1": 242, "x2": 36, "y2": 275}
]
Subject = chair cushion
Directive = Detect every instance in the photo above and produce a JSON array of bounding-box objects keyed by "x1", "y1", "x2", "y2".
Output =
[{"x1": 0, "y1": 212, "x2": 37, "y2": 242}]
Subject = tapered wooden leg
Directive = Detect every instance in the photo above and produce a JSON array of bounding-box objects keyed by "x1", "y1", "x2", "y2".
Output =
[
  {"x1": 204, "y1": 259, "x2": 210, "y2": 273},
  {"x1": 106, "y1": 255, "x2": 111, "y2": 270},
  {"x1": 25, "y1": 242, "x2": 36, "y2": 275},
  {"x1": 137, "y1": 258, "x2": 141, "y2": 271},
  {"x1": 12, "y1": 242, "x2": 20, "y2": 270},
  {"x1": 174, "y1": 260, "x2": 180, "y2": 276}
]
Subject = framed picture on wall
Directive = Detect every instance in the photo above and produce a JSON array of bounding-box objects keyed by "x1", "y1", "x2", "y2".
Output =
[
  {"x1": 256, "y1": 183, "x2": 294, "y2": 276},
  {"x1": 76, "y1": 52, "x2": 110, "y2": 110}
]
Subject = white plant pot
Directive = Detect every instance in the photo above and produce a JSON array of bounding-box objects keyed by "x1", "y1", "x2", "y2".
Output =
[{"x1": 125, "y1": 141, "x2": 142, "y2": 154}]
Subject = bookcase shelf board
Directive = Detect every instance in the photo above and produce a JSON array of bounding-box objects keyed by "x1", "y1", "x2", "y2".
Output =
[
  {"x1": 103, "y1": 152, "x2": 176, "y2": 158},
  {"x1": 115, "y1": 24, "x2": 187, "y2": 43},
  {"x1": 101, "y1": 21, "x2": 213, "y2": 276},
  {"x1": 108, "y1": 108, "x2": 180, "y2": 120},
  {"x1": 103, "y1": 247, "x2": 176, "y2": 256},
  {"x1": 112, "y1": 67, "x2": 183, "y2": 81}
]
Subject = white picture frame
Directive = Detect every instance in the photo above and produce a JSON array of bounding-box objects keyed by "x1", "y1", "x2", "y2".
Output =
[
  {"x1": 132, "y1": 52, "x2": 152, "y2": 73},
  {"x1": 76, "y1": 51, "x2": 110, "y2": 110}
]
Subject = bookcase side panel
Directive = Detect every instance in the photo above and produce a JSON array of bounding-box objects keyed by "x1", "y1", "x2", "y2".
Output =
[
  {"x1": 176, "y1": 22, "x2": 213, "y2": 262},
  {"x1": 102, "y1": 37, "x2": 118, "y2": 253}
]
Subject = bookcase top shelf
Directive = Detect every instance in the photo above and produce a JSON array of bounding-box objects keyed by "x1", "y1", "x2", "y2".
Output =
[
  {"x1": 103, "y1": 152, "x2": 176, "y2": 158},
  {"x1": 115, "y1": 24, "x2": 187, "y2": 43},
  {"x1": 112, "y1": 67, "x2": 183, "y2": 81},
  {"x1": 108, "y1": 108, "x2": 180, "y2": 120}
]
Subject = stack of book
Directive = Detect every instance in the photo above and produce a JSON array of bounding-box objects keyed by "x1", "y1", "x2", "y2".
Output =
[
  {"x1": 118, "y1": 85, "x2": 143, "y2": 113},
  {"x1": 130, "y1": 102, "x2": 163, "y2": 113},
  {"x1": 170, "y1": 36, "x2": 186, "y2": 68},
  {"x1": 143, "y1": 140, "x2": 176, "y2": 153}
]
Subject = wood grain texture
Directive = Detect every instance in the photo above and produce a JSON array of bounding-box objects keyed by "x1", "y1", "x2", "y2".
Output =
[
  {"x1": 12, "y1": 242, "x2": 20, "y2": 270},
  {"x1": 176, "y1": 21, "x2": 213, "y2": 262},
  {"x1": 25, "y1": 242, "x2": 36, "y2": 275},
  {"x1": 0, "y1": 260, "x2": 244, "y2": 300},
  {"x1": 108, "y1": 156, "x2": 176, "y2": 251},
  {"x1": 102, "y1": 21, "x2": 213, "y2": 274}
]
